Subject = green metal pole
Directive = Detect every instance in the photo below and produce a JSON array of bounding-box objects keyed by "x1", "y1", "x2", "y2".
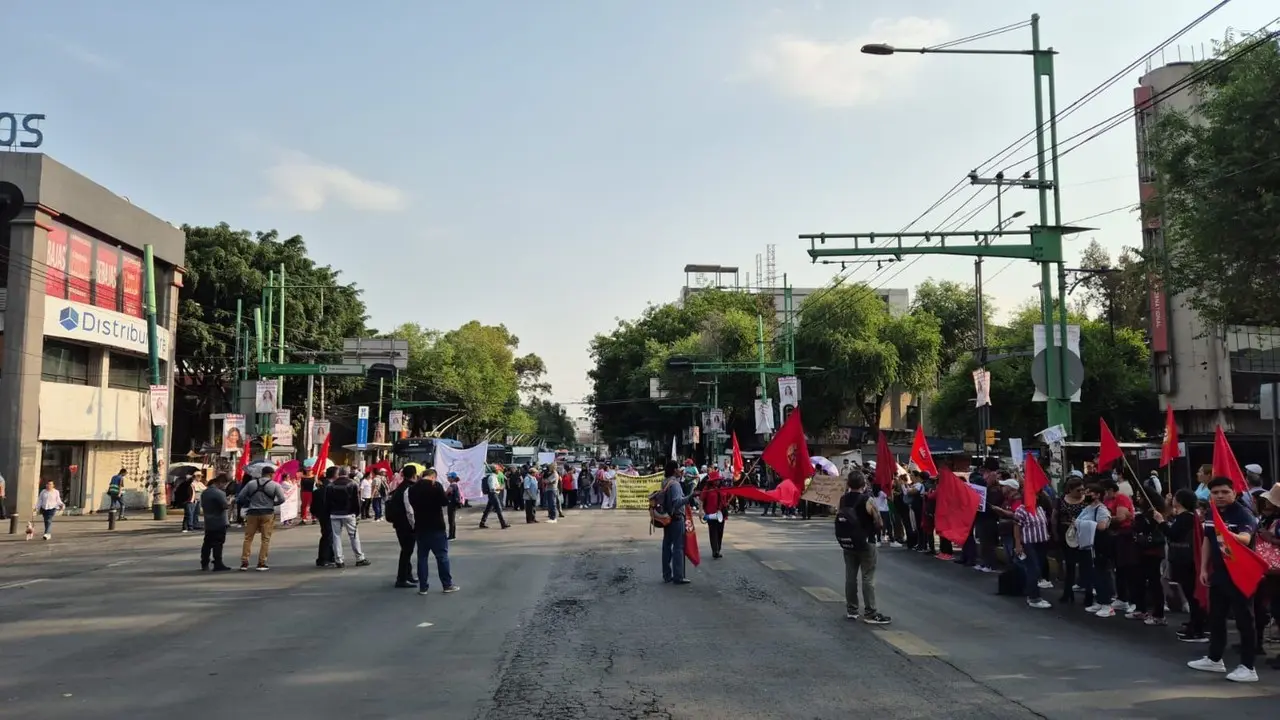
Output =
[
  {"x1": 1044, "y1": 36, "x2": 1072, "y2": 436},
  {"x1": 757, "y1": 314, "x2": 768, "y2": 402},
  {"x1": 265, "y1": 270, "x2": 274, "y2": 350},
  {"x1": 143, "y1": 246, "x2": 166, "y2": 520},
  {"x1": 277, "y1": 264, "x2": 286, "y2": 442},
  {"x1": 1030, "y1": 14, "x2": 1067, "y2": 434},
  {"x1": 233, "y1": 298, "x2": 242, "y2": 409}
]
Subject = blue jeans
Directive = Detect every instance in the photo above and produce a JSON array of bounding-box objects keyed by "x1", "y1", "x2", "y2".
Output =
[
  {"x1": 41, "y1": 509, "x2": 57, "y2": 535},
  {"x1": 542, "y1": 490, "x2": 558, "y2": 520},
  {"x1": 1018, "y1": 543, "x2": 1042, "y2": 600},
  {"x1": 416, "y1": 531, "x2": 453, "y2": 592},
  {"x1": 1079, "y1": 547, "x2": 1114, "y2": 605},
  {"x1": 661, "y1": 522, "x2": 686, "y2": 582},
  {"x1": 372, "y1": 497, "x2": 384, "y2": 521},
  {"x1": 183, "y1": 501, "x2": 202, "y2": 530}
]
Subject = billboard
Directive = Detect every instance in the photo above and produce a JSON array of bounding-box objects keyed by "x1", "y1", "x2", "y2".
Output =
[
  {"x1": 121, "y1": 251, "x2": 143, "y2": 317},
  {"x1": 45, "y1": 226, "x2": 68, "y2": 297},
  {"x1": 68, "y1": 233, "x2": 93, "y2": 304},
  {"x1": 93, "y1": 243, "x2": 120, "y2": 311}
]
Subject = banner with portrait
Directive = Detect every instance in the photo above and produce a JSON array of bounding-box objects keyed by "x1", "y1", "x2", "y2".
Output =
[
  {"x1": 255, "y1": 380, "x2": 278, "y2": 413},
  {"x1": 222, "y1": 414, "x2": 246, "y2": 454},
  {"x1": 148, "y1": 385, "x2": 169, "y2": 426}
]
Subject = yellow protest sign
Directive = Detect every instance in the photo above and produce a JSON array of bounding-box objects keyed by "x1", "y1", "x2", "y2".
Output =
[
  {"x1": 800, "y1": 474, "x2": 845, "y2": 508},
  {"x1": 614, "y1": 473, "x2": 664, "y2": 510}
]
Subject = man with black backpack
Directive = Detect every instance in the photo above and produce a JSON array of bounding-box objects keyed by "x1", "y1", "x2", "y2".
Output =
[
  {"x1": 479, "y1": 466, "x2": 509, "y2": 530},
  {"x1": 386, "y1": 465, "x2": 418, "y2": 588},
  {"x1": 836, "y1": 471, "x2": 890, "y2": 625}
]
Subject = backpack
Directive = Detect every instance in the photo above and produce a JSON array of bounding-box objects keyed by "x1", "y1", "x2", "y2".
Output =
[
  {"x1": 481, "y1": 474, "x2": 493, "y2": 495},
  {"x1": 835, "y1": 491, "x2": 870, "y2": 551},
  {"x1": 649, "y1": 481, "x2": 675, "y2": 529},
  {"x1": 385, "y1": 488, "x2": 406, "y2": 526}
]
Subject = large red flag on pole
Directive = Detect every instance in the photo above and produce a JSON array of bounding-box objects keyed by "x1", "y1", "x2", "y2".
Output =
[
  {"x1": 314, "y1": 433, "x2": 332, "y2": 477},
  {"x1": 683, "y1": 506, "x2": 701, "y2": 566},
  {"x1": 234, "y1": 447, "x2": 251, "y2": 482},
  {"x1": 875, "y1": 431, "x2": 896, "y2": 493},
  {"x1": 935, "y1": 467, "x2": 981, "y2": 546},
  {"x1": 762, "y1": 408, "x2": 810, "y2": 485},
  {"x1": 1209, "y1": 500, "x2": 1268, "y2": 597},
  {"x1": 730, "y1": 432, "x2": 745, "y2": 478},
  {"x1": 1022, "y1": 453, "x2": 1050, "y2": 511},
  {"x1": 1211, "y1": 425, "x2": 1248, "y2": 495},
  {"x1": 1097, "y1": 418, "x2": 1124, "y2": 471},
  {"x1": 1159, "y1": 405, "x2": 1181, "y2": 467},
  {"x1": 909, "y1": 425, "x2": 938, "y2": 477}
]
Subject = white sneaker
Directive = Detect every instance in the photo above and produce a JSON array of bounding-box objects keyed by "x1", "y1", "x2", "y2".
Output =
[
  {"x1": 1085, "y1": 603, "x2": 1105, "y2": 613},
  {"x1": 1037, "y1": 579, "x2": 1053, "y2": 590},
  {"x1": 1187, "y1": 657, "x2": 1226, "y2": 673},
  {"x1": 1226, "y1": 665, "x2": 1259, "y2": 683},
  {"x1": 1027, "y1": 598, "x2": 1051, "y2": 609},
  {"x1": 890, "y1": 542, "x2": 903, "y2": 548},
  {"x1": 547, "y1": 519, "x2": 558, "y2": 524},
  {"x1": 1095, "y1": 606, "x2": 1115, "y2": 618},
  {"x1": 42, "y1": 533, "x2": 50, "y2": 540},
  {"x1": 1126, "y1": 603, "x2": 1137, "y2": 614},
  {"x1": 1110, "y1": 600, "x2": 1128, "y2": 610}
]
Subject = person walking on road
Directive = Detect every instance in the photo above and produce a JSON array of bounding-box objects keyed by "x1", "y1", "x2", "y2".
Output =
[
  {"x1": 237, "y1": 465, "x2": 285, "y2": 571},
  {"x1": 697, "y1": 473, "x2": 727, "y2": 559},
  {"x1": 446, "y1": 473, "x2": 462, "y2": 540},
  {"x1": 372, "y1": 469, "x2": 389, "y2": 522},
  {"x1": 107, "y1": 467, "x2": 127, "y2": 519},
  {"x1": 657, "y1": 460, "x2": 694, "y2": 585},
  {"x1": 200, "y1": 474, "x2": 232, "y2": 571},
  {"x1": 313, "y1": 467, "x2": 336, "y2": 567},
  {"x1": 541, "y1": 467, "x2": 559, "y2": 524},
  {"x1": 406, "y1": 468, "x2": 460, "y2": 596},
  {"x1": 479, "y1": 466, "x2": 510, "y2": 530},
  {"x1": 358, "y1": 471, "x2": 374, "y2": 520},
  {"x1": 523, "y1": 467, "x2": 539, "y2": 524},
  {"x1": 33, "y1": 480, "x2": 65, "y2": 540},
  {"x1": 836, "y1": 471, "x2": 890, "y2": 625},
  {"x1": 327, "y1": 469, "x2": 370, "y2": 569},
  {"x1": 183, "y1": 472, "x2": 207, "y2": 533},
  {"x1": 387, "y1": 465, "x2": 418, "y2": 588}
]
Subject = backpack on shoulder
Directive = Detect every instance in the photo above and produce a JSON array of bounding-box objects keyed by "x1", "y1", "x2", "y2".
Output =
[
  {"x1": 649, "y1": 482, "x2": 675, "y2": 529},
  {"x1": 385, "y1": 490, "x2": 406, "y2": 526},
  {"x1": 835, "y1": 492, "x2": 869, "y2": 551}
]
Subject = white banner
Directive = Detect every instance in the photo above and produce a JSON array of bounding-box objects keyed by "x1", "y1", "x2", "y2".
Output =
[
  {"x1": 273, "y1": 409, "x2": 292, "y2": 446},
  {"x1": 255, "y1": 380, "x2": 278, "y2": 413},
  {"x1": 702, "y1": 409, "x2": 725, "y2": 433},
  {"x1": 279, "y1": 480, "x2": 300, "y2": 523},
  {"x1": 972, "y1": 368, "x2": 991, "y2": 408},
  {"x1": 754, "y1": 398, "x2": 775, "y2": 434},
  {"x1": 148, "y1": 385, "x2": 169, "y2": 426},
  {"x1": 537, "y1": 452, "x2": 556, "y2": 466},
  {"x1": 388, "y1": 410, "x2": 404, "y2": 433},
  {"x1": 311, "y1": 419, "x2": 331, "y2": 445},
  {"x1": 434, "y1": 442, "x2": 490, "y2": 502}
]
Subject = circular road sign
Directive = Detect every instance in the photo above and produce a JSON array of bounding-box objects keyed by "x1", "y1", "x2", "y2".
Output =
[{"x1": 1031, "y1": 349, "x2": 1084, "y2": 398}]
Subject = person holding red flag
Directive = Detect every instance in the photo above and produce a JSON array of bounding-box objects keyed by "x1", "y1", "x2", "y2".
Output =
[
  {"x1": 656, "y1": 460, "x2": 697, "y2": 585},
  {"x1": 1160, "y1": 404, "x2": 1181, "y2": 467},
  {"x1": 1187, "y1": 476, "x2": 1263, "y2": 683}
]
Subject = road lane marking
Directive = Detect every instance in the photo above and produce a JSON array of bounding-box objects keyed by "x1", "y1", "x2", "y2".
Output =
[
  {"x1": 801, "y1": 586, "x2": 844, "y2": 602},
  {"x1": 417, "y1": 622, "x2": 434, "y2": 628},
  {"x1": 0, "y1": 578, "x2": 48, "y2": 590},
  {"x1": 106, "y1": 559, "x2": 140, "y2": 568},
  {"x1": 873, "y1": 630, "x2": 944, "y2": 657},
  {"x1": 760, "y1": 560, "x2": 794, "y2": 571}
]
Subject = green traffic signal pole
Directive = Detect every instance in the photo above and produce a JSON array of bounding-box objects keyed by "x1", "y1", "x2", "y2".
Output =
[{"x1": 809, "y1": 13, "x2": 1077, "y2": 436}]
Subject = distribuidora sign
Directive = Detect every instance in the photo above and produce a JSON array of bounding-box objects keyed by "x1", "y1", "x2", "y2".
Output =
[{"x1": 44, "y1": 296, "x2": 170, "y2": 357}]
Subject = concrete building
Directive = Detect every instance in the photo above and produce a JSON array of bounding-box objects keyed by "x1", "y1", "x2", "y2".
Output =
[
  {"x1": 1, "y1": 153, "x2": 184, "y2": 515},
  {"x1": 1135, "y1": 62, "x2": 1277, "y2": 472}
]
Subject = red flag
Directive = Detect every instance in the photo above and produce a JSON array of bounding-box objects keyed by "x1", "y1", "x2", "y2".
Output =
[
  {"x1": 909, "y1": 425, "x2": 938, "y2": 477},
  {"x1": 1022, "y1": 453, "x2": 1049, "y2": 511},
  {"x1": 1192, "y1": 509, "x2": 1209, "y2": 609},
  {"x1": 1209, "y1": 500, "x2": 1268, "y2": 597},
  {"x1": 314, "y1": 433, "x2": 332, "y2": 477},
  {"x1": 683, "y1": 506, "x2": 701, "y2": 567},
  {"x1": 234, "y1": 448, "x2": 250, "y2": 482},
  {"x1": 1097, "y1": 418, "x2": 1123, "y2": 471},
  {"x1": 875, "y1": 431, "x2": 896, "y2": 493},
  {"x1": 1211, "y1": 425, "x2": 1248, "y2": 495},
  {"x1": 1159, "y1": 405, "x2": 1181, "y2": 467},
  {"x1": 762, "y1": 408, "x2": 810, "y2": 485},
  {"x1": 731, "y1": 432, "x2": 745, "y2": 478},
  {"x1": 934, "y1": 467, "x2": 980, "y2": 546}
]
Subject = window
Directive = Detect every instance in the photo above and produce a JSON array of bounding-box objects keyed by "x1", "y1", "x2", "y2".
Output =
[
  {"x1": 42, "y1": 340, "x2": 90, "y2": 385},
  {"x1": 108, "y1": 353, "x2": 151, "y2": 391}
]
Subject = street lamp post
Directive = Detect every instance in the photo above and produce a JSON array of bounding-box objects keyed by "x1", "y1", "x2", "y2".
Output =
[
  {"x1": 974, "y1": 209, "x2": 1025, "y2": 451},
  {"x1": 833, "y1": 13, "x2": 1075, "y2": 434}
]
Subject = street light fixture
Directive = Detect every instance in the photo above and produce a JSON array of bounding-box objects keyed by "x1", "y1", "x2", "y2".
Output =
[{"x1": 860, "y1": 43, "x2": 896, "y2": 55}]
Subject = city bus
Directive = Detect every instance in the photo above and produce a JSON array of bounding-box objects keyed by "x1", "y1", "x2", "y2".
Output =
[{"x1": 392, "y1": 437, "x2": 463, "y2": 469}]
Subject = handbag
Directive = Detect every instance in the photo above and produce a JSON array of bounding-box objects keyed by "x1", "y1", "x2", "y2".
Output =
[{"x1": 1255, "y1": 540, "x2": 1280, "y2": 574}]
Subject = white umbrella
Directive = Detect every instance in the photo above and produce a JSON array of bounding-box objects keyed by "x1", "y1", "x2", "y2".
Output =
[
  {"x1": 810, "y1": 456, "x2": 838, "y2": 475},
  {"x1": 245, "y1": 461, "x2": 277, "y2": 478}
]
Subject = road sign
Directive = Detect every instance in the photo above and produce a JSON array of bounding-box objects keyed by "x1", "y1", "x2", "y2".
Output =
[
  {"x1": 1030, "y1": 325, "x2": 1083, "y2": 402},
  {"x1": 356, "y1": 405, "x2": 370, "y2": 448},
  {"x1": 257, "y1": 362, "x2": 365, "y2": 376}
]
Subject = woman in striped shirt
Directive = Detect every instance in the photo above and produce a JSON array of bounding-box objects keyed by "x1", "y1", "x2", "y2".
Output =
[{"x1": 1014, "y1": 486, "x2": 1052, "y2": 609}]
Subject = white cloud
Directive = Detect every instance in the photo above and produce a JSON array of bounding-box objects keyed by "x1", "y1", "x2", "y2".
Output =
[
  {"x1": 749, "y1": 17, "x2": 951, "y2": 108},
  {"x1": 55, "y1": 40, "x2": 119, "y2": 72},
  {"x1": 264, "y1": 152, "x2": 406, "y2": 213}
]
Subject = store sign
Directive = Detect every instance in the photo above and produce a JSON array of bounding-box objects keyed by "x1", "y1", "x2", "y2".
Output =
[
  {"x1": 121, "y1": 252, "x2": 143, "y2": 317},
  {"x1": 44, "y1": 296, "x2": 170, "y2": 356},
  {"x1": 68, "y1": 234, "x2": 92, "y2": 304},
  {"x1": 94, "y1": 244, "x2": 120, "y2": 310},
  {"x1": 0, "y1": 113, "x2": 45, "y2": 149}
]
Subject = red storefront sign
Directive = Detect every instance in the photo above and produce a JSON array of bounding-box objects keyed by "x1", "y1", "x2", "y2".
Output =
[
  {"x1": 94, "y1": 244, "x2": 120, "y2": 311},
  {"x1": 68, "y1": 234, "x2": 93, "y2": 304},
  {"x1": 45, "y1": 227, "x2": 69, "y2": 297},
  {"x1": 1148, "y1": 273, "x2": 1169, "y2": 353},
  {"x1": 121, "y1": 252, "x2": 143, "y2": 317}
]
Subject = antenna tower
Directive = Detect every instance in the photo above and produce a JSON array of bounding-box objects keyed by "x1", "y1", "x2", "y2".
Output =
[
  {"x1": 765, "y1": 244, "x2": 777, "y2": 288},
  {"x1": 755, "y1": 253, "x2": 763, "y2": 290}
]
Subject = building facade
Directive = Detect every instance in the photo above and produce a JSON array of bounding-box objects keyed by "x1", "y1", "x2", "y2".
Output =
[
  {"x1": 1135, "y1": 63, "x2": 1277, "y2": 471},
  {"x1": 1, "y1": 153, "x2": 185, "y2": 515}
]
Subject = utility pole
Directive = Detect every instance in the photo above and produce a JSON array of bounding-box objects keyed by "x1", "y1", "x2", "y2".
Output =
[
  {"x1": 143, "y1": 246, "x2": 166, "y2": 520},
  {"x1": 809, "y1": 13, "x2": 1081, "y2": 436}
]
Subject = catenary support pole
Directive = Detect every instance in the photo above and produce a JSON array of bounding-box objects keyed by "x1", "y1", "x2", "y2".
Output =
[{"x1": 143, "y1": 246, "x2": 166, "y2": 520}]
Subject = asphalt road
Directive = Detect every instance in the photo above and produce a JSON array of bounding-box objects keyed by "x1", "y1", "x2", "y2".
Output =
[{"x1": 1, "y1": 508, "x2": 1275, "y2": 719}]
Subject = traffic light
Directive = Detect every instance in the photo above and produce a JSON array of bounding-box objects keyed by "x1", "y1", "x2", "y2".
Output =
[
  {"x1": 262, "y1": 434, "x2": 274, "y2": 450},
  {"x1": 983, "y1": 428, "x2": 999, "y2": 447}
]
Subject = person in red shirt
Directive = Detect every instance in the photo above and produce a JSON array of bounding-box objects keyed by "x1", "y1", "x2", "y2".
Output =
[
  {"x1": 561, "y1": 467, "x2": 577, "y2": 508},
  {"x1": 697, "y1": 474, "x2": 727, "y2": 559},
  {"x1": 1102, "y1": 477, "x2": 1139, "y2": 614}
]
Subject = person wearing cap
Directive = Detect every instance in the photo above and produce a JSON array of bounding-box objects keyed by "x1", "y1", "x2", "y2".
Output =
[
  {"x1": 445, "y1": 472, "x2": 462, "y2": 540},
  {"x1": 236, "y1": 465, "x2": 286, "y2": 571},
  {"x1": 479, "y1": 465, "x2": 510, "y2": 530},
  {"x1": 1242, "y1": 464, "x2": 1265, "y2": 512}
]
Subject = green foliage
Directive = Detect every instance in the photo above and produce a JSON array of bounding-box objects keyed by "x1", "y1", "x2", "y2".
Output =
[
  {"x1": 588, "y1": 289, "x2": 775, "y2": 445},
  {"x1": 1074, "y1": 239, "x2": 1149, "y2": 331},
  {"x1": 910, "y1": 279, "x2": 992, "y2": 374},
  {"x1": 176, "y1": 223, "x2": 369, "y2": 447},
  {"x1": 525, "y1": 398, "x2": 576, "y2": 447},
  {"x1": 928, "y1": 301, "x2": 1160, "y2": 442},
  {"x1": 1144, "y1": 35, "x2": 1280, "y2": 325},
  {"x1": 794, "y1": 285, "x2": 941, "y2": 431}
]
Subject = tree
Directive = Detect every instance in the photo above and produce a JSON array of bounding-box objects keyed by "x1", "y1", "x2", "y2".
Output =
[
  {"x1": 588, "y1": 289, "x2": 776, "y2": 446},
  {"x1": 928, "y1": 300, "x2": 1160, "y2": 442},
  {"x1": 794, "y1": 284, "x2": 941, "y2": 431},
  {"x1": 910, "y1": 279, "x2": 992, "y2": 375},
  {"x1": 1074, "y1": 239, "x2": 1149, "y2": 332},
  {"x1": 175, "y1": 223, "x2": 369, "y2": 451},
  {"x1": 1145, "y1": 34, "x2": 1280, "y2": 326},
  {"x1": 526, "y1": 398, "x2": 576, "y2": 447}
]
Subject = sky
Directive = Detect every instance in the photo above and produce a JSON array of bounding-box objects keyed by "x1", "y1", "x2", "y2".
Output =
[{"x1": 9, "y1": 0, "x2": 1275, "y2": 423}]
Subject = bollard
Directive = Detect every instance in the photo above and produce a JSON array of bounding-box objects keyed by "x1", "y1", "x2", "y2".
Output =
[
  {"x1": 8, "y1": 515, "x2": 17, "y2": 535},
  {"x1": 107, "y1": 508, "x2": 117, "y2": 531}
]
